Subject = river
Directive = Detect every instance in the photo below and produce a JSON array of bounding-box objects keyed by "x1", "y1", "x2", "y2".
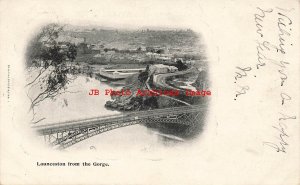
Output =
[{"x1": 34, "y1": 74, "x2": 183, "y2": 151}]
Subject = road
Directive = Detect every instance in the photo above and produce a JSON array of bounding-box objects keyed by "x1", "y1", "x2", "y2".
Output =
[
  {"x1": 153, "y1": 67, "x2": 197, "y2": 91},
  {"x1": 145, "y1": 67, "x2": 197, "y2": 106}
]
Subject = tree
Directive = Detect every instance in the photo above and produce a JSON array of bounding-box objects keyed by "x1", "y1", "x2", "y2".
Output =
[
  {"x1": 67, "y1": 43, "x2": 77, "y2": 62},
  {"x1": 175, "y1": 59, "x2": 188, "y2": 71},
  {"x1": 25, "y1": 24, "x2": 77, "y2": 123}
]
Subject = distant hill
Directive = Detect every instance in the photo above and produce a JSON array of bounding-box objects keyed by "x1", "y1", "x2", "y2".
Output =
[{"x1": 61, "y1": 28, "x2": 202, "y2": 52}]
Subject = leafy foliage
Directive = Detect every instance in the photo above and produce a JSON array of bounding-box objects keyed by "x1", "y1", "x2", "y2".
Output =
[{"x1": 26, "y1": 24, "x2": 78, "y2": 120}]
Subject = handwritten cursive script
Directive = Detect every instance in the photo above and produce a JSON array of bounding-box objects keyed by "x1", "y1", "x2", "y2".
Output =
[{"x1": 256, "y1": 7, "x2": 297, "y2": 153}]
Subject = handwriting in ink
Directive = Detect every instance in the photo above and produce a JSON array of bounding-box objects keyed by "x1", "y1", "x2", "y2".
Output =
[
  {"x1": 234, "y1": 66, "x2": 252, "y2": 81},
  {"x1": 263, "y1": 122, "x2": 289, "y2": 153},
  {"x1": 280, "y1": 92, "x2": 291, "y2": 105},
  {"x1": 278, "y1": 112, "x2": 296, "y2": 121},
  {"x1": 277, "y1": 11, "x2": 292, "y2": 54},
  {"x1": 234, "y1": 85, "x2": 250, "y2": 100},
  {"x1": 254, "y1": 7, "x2": 273, "y2": 37}
]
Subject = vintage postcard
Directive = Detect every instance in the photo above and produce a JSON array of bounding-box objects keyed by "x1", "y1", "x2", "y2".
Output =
[{"x1": 0, "y1": 0, "x2": 299, "y2": 184}]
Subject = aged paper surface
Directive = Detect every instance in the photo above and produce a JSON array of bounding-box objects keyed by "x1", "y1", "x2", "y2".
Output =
[{"x1": 0, "y1": 0, "x2": 299, "y2": 184}]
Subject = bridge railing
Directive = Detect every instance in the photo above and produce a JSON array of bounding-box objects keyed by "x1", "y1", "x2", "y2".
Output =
[{"x1": 32, "y1": 105, "x2": 206, "y2": 135}]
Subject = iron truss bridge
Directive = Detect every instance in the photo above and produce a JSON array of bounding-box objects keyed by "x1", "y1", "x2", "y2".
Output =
[{"x1": 32, "y1": 105, "x2": 206, "y2": 149}]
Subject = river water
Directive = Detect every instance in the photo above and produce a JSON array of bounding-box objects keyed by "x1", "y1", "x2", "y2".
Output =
[{"x1": 35, "y1": 74, "x2": 183, "y2": 151}]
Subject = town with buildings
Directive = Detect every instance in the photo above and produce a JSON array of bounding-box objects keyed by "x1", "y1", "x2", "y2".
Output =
[{"x1": 26, "y1": 24, "x2": 209, "y2": 145}]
